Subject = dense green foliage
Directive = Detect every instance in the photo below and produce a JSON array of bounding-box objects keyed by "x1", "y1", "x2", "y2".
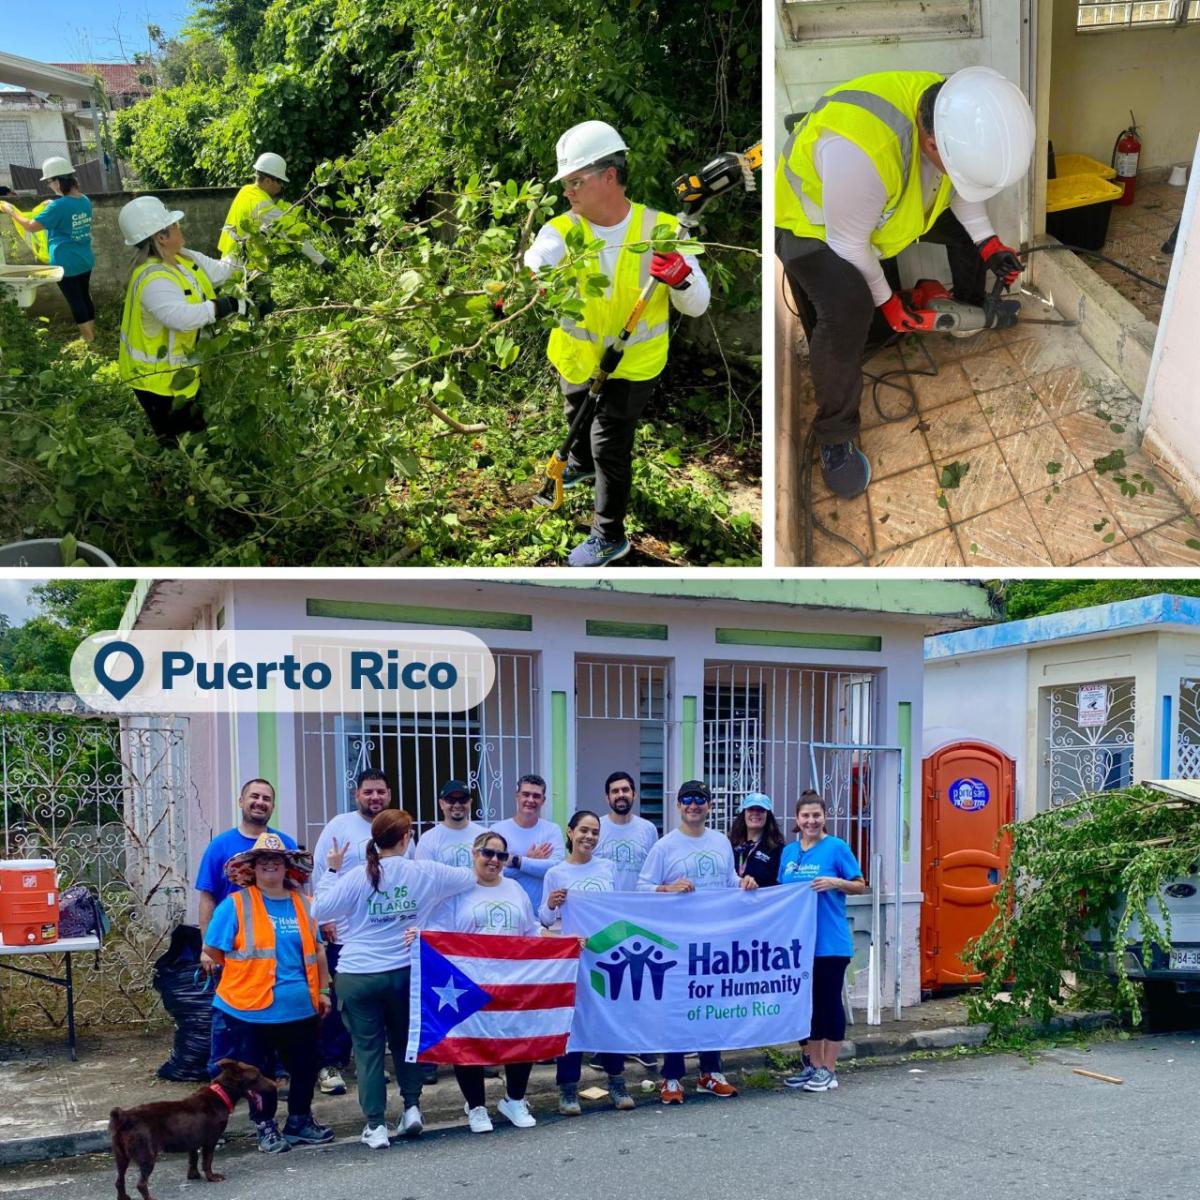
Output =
[
  {"x1": 965, "y1": 786, "x2": 1200, "y2": 1033},
  {"x1": 0, "y1": 581, "x2": 135, "y2": 692},
  {"x1": 1002, "y1": 580, "x2": 1200, "y2": 621},
  {"x1": 3, "y1": 0, "x2": 760, "y2": 566}
]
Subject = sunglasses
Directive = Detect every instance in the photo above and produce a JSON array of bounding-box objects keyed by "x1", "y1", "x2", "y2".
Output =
[
  {"x1": 477, "y1": 848, "x2": 510, "y2": 862},
  {"x1": 679, "y1": 795, "x2": 709, "y2": 807}
]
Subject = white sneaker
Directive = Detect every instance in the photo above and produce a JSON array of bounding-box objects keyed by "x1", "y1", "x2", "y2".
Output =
[
  {"x1": 465, "y1": 1104, "x2": 493, "y2": 1134},
  {"x1": 318, "y1": 1067, "x2": 347, "y2": 1095},
  {"x1": 496, "y1": 1095, "x2": 536, "y2": 1129},
  {"x1": 360, "y1": 1123, "x2": 390, "y2": 1150},
  {"x1": 398, "y1": 1105, "x2": 423, "y2": 1138}
]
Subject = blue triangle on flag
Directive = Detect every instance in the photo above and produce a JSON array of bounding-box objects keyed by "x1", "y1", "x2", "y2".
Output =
[{"x1": 417, "y1": 938, "x2": 492, "y2": 1054}]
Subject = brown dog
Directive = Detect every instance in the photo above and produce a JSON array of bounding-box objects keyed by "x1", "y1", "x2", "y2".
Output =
[{"x1": 109, "y1": 1059, "x2": 275, "y2": 1200}]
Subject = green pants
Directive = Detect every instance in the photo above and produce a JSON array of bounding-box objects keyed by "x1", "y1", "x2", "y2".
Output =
[{"x1": 335, "y1": 967, "x2": 422, "y2": 1124}]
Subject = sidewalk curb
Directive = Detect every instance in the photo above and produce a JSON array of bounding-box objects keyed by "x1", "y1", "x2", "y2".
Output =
[{"x1": 0, "y1": 1011, "x2": 1115, "y2": 1168}]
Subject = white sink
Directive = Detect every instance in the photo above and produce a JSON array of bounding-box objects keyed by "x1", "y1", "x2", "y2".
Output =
[{"x1": 0, "y1": 262, "x2": 64, "y2": 307}]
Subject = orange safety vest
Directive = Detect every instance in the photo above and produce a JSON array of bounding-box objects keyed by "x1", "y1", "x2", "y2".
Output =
[{"x1": 214, "y1": 886, "x2": 320, "y2": 1014}]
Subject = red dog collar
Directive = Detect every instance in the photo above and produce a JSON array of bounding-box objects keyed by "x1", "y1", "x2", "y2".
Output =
[{"x1": 208, "y1": 1083, "x2": 235, "y2": 1112}]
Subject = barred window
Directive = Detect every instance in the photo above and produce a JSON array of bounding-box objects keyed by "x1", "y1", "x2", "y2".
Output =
[
  {"x1": 780, "y1": 1, "x2": 980, "y2": 43},
  {"x1": 1077, "y1": 1, "x2": 1200, "y2": 30}
]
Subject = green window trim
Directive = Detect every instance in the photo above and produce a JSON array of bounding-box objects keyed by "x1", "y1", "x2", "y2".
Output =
[
  {"x1": 715, "y1": 628, "x2": 882, "y2": 651},
  {"x1": 585, "y1": 619, "x2": 669, "y2": 641},
  {"x1": 305, "y1": 598, "x2": 531, "y2": 631}
]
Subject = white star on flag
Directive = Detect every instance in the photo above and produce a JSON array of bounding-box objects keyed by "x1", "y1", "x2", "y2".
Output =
[{"x1": 432, "y1": 977, "x2": 468, "y2": 1012}]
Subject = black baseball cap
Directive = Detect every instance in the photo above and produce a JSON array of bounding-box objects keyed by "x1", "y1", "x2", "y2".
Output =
[
  {"x1": 677, "y1": 779, "x2": 711, "y2": 802},
  {"x1": 439, "y1": 779, "x2": 471, "y2": 800}
]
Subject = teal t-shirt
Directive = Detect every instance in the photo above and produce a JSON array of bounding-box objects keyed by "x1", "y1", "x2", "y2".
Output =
[
  {"x1": 38, "y1": 195, "x2": 94, "y2": 277},
  {"x1": 777, "y1": 834, "x2": 862, "y2": 957},
  {"x1": 207, "y1": 891, "x2": 319, "y2": 1023}
]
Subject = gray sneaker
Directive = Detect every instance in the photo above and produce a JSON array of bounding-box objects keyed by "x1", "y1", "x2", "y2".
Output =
[
  {"x1": 783, "y1": 1065, "x2": 817, "y2": 1089},
  {"x1": 801, "y1": 1067, "x2": 836, "y2": 1092},
  {"x1": 558, "y1": 1084, "x2": 581, "y2": 1116},
  {"x1": 608, "y1": 1076, "x2": 635, "y2": 1111},
  {"x1": 255, "y1": 1120, "x2": 291, "y2": 1154}
]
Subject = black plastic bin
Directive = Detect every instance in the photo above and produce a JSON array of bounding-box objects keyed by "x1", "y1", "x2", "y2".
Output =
[{"x1": 1045, "y1": 174, "x2": 1124, "y2": 252}]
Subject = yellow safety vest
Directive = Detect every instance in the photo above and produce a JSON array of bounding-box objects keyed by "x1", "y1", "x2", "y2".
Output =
[
  {"x1": 775, "y1": 71, "x2": 955, "y2": 261},
  {"x1": 4, "y1": 201, "x2": 50, "y2": 263},
  {"x1": 118, "y1": 253, "x2": 217, "y2": 399},
  {"x1": 218, "y1": 183, "x2": 308, "y2": 262},
  {"x1": 546, "y1": 202, "x2": 672, "y2": 386}
]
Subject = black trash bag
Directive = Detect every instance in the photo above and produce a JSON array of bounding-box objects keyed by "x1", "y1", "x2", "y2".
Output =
[
  {"x1": 57, "y1": 885, "x2": 110, "y2": 940},
  {"x1": 153, "y1": 924, "x2": 214, "y2": 1082}
]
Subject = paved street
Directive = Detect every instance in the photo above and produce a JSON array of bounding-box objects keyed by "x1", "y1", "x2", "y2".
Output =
[{"x1": 0, "y1": 1034, "x2": 1194, "y2": 1200}]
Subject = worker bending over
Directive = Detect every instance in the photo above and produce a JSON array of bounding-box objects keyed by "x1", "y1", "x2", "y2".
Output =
[{"x1": 775, "y1": 67, "x2": 1035, "y2": 499}]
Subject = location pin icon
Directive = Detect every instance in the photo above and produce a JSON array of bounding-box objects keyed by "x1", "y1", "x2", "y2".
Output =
[{"x1": 93, "y1": 641, "x2": 145, "y2": 701}]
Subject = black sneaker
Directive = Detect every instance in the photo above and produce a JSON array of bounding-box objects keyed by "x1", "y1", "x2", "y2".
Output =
[
  {"x1": 562, "y1": 466, "x2": 595, "y2": 489},
  {"x1": 282, "y1": 1114, "x2": 334, "y2": 1146},
  {"x1": 422, "y1": 1063, "x2": 439, "y2": 1086},
  {"x1": 255, "y1": 1120, "x2": 291, "y2": 1154},
  {"x1": 632, "y1": 1053, "x2": 659, "y2": 1070},
  {"x1": 819, "y1": 441, "x2": 871, "y2": 499}
]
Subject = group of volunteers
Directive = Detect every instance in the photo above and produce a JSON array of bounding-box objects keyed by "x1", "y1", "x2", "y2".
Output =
[
  {"x1": 3, "y1": 118, "x2": 707, "y2": 566},
  {"x1": 193, "y1": 766, "x2": 865, "y2": 1153}
]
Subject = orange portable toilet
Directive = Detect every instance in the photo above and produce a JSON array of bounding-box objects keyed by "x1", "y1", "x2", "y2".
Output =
[
  {"x1": 921, "y1": 743, "x2": 1014, "y2": 992},
  {"x1": 0, "y1": 859, "x2": 59, "y2": 946}
]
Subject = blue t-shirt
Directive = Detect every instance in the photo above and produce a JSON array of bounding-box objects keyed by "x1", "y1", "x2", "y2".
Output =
[
  {"x1": 777, "y1": 835, "x2": 862, "y2": 958},
  {"x1": 207, "y1": 890, "x2": 319, "y2": 1023},
  {"x1": 37, "y1": 195, "x2": 94, "y2": 277},
  {"x1": 195, "y1": 827, "x2": 298, "y2": 907}
]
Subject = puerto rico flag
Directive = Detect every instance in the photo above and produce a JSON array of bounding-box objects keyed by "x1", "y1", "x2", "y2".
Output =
[{"x1": 406, "y1": 932, "x2": 581, "y2": 1065}]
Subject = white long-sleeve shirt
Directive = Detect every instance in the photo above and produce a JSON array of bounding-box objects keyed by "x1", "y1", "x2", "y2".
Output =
[
  {"x1": 525, "y1": 205, "x2": 711, "y2": 318},
  {"x1": 808, "y1": 134, "x2": 995, "y2": 305},
  {"x1": 636, "y1": 827, "x2": 739, "y2": 892},
  {"x1": 537, "y1": 857, "x2": 616, "y2": 929},
  {"x1": 493, "y1": 816, "x2": 565, "y2": 908},
  {"x1": 138, "y1": 249, "x2": 237, "y2": 333},
  {"x1": 594, "y1": 814, "x2": 659, "y2": 892},
  {"x1": 413, "y1": 821, "x2": 486, "y2": 868}
]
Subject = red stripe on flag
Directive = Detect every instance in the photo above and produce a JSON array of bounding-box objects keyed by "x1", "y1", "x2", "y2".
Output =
[
  {"x1": 481, "y1": 983, "x2": 576, "y2": 1011},
  {"x1": 424, "y1": 932, "x2": 580, "y2": 960},
  {"x1": 417, "y1": 1035, "x2": 569, "y2": 1066}
]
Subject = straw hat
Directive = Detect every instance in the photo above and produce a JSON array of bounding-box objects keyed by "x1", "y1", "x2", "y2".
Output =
[{"x1": 224, "y1": 832, "x2": 313, "y2": 888}]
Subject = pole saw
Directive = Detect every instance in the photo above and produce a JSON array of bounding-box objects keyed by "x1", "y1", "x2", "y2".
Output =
[{"x1": 531, "y1": 141, "x2": 763, "y2": 510}]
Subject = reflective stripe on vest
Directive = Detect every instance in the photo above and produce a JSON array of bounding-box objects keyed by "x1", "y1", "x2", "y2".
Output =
[
  {"x1": 118, "y1": 253, "x2": 216, "y2": 399},
  {"x1": 775, "y1": 70, "x2": 954, "y2": 261},
  {"x1": 218, "y1": 184, "x2": 308, "y2": 261},
  {"x1": 545, "y1": 202, "x2": 672, "y2": 385},
  {"x1": 215, "y1": 887, "x2": 320, "y2": 1014}
]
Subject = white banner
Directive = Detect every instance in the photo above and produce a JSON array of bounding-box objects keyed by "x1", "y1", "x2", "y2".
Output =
[{"x1": 562, "y1": 886, "x2": 817, "y2": 1054}]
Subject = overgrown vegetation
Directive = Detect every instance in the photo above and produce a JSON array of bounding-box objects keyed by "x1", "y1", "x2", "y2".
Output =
[
  {"x1": 1, "y1": 0, "x2": 760, "y2": 566},
  {"x1": 965, "y1": 786, "x2": 1200, "y2": 1033}
]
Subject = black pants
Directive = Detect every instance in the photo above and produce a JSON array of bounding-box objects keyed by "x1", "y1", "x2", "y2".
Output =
[
  {"x1": 319, "y1": 943, "x2": 352, "y2": 1069},
  {"x1": 809, "y1": 955, "x2": 852, "y2": 1042},
  {"x1": 776, "y1": 208, "x2": 987, "y2": 444},
  {"x1": 215, "y1": 1012, "x2": 321, "y2": 1123},
  {"x1": 562, "y1": 374, "x2": 656, "y2": 543},
  {"x1": 454, "y1": 1061, "x2": 533, "y2": 1109},
  {"x1": 56, "y1": 272, "x2": 94, "y2": 325},
  {"x1": 133, "y1": 388, "x2": 207, "y2": 446}
]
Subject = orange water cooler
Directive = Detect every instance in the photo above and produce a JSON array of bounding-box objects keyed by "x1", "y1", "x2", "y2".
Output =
[{"x1": 0, "y1": 859, "x2": 60, "y2": 946}]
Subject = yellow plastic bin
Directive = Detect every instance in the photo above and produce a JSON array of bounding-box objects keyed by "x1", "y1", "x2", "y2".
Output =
[
  {"x1": 1052, "y1": 153, "x2": 1117, "y2": 181},
  {"x1": 1046, "y1": 174, "x2": 1124, "y2": 251}
]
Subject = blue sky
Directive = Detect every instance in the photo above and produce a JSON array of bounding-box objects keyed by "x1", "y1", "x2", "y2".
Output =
[
  {"x1": 2, "y1": 3, "x2": 191, "y2": 64},
  {"x1": 0, "y1": 582, "x2": 40, "y2": 625}
]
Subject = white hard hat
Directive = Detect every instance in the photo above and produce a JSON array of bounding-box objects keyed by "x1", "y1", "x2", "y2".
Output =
[
  {"x1": 253, "y1": 152, "x2": 289, "y2": 182},
  {"x1": 551, "y1": 121, "x2": 628, "y2": 182},
  {"x1": 39, "y1": 156, "x2": 73, "y2": 181},
  {"x1": 119, "y1": 196, "x2": 185, "y2": 246},
  {"x1": 934, "y1": 66, "x2": 1035, "y2": 203}
]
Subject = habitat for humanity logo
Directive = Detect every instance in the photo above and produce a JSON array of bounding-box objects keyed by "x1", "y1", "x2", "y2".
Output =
[
  {"x1": 69, "y1": 629, "x2": 494, "y2": 715},
  {"x1": 586, "y1": 920, "x2": 679, "y2": 1001}
]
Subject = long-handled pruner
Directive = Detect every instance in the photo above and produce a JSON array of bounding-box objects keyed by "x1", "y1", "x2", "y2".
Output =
[{"x1": 532, "y1": 141, "x2": 762, "y2": 510}]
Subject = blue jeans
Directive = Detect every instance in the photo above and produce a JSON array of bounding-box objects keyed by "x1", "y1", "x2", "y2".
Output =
[{"x1": 662, "y1": 1051, "x2": 720, "y2": 1079}]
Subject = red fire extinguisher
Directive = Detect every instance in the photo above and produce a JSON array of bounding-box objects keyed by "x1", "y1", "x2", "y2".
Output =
[{"x1": 1112, "y1": 112, "x2": 1141, "y2": 207}]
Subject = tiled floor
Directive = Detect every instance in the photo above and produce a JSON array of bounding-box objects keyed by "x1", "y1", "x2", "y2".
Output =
[
  {"x1": 796, "y1": 319, "x2": 1200, "y2": 567},
  {"x1": 1089, "y1": 180, "x2": 1184, "y2": 323}
]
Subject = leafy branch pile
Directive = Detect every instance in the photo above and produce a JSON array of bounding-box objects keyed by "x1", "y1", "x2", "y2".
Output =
[{"x1": 965, "y1": 786, "x2": 1200, "y2": 1032}]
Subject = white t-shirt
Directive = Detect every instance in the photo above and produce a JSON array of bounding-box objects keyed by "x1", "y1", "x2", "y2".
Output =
[
  {"x1": 493, "y1": 816, "x2": 566, "y2": 908},
  {"x1": 139, "y1": 249, "x2": 237, "y2": 333},
  {"x1": 806, "y1": 133, "x2": 996, "y2": 306},
  {"x1": 538, "y1": 857, "x2": 617, "y2": 928},
  {"x1": 636, "y1": 827, "x2": 739, "y2": 892},
  {"x1": 427, "y1": 878, "x2": 540, "y2": 937},
  {"x1": 595, "y1": 814, "x2": 660, "y2": 891},
  {"x1": 414, "y1": 821, "x2": 486, "y2": 868},
  {"x1": 310, "y1": 856, "x2": 475, "y2": 973},
  {"x1": 525, "y1": 205, "x2": 711, "y2": 319}
]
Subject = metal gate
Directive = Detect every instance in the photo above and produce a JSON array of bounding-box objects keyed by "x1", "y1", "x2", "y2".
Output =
[
  {"x1": 575, "y1": 659, "x2": 669, "y2": 831},
  {"x1": 1044, "y1": 679, "x2": 1136, "y2": 807},
  {"x1": 1178, "y1": 679, "x2": 1200, "y2": 779},
  {"x1": 296, "y1": 651, "x2": 538, "y2": 846},
  {"x1": 0, "y1": 701, "x2": 193, "y2": 1030},
  {"x1": 702, "y1": 663, "x2": 878, "y2": 838}
]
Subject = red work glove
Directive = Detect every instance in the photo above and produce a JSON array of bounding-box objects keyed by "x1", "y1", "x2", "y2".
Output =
[
  {"x1": 879, "y1": 291, "x2": 939, "y2": 334},
  {"x1": 977, "y1": 235, "x2": 1023, "y2": 287},
  {"x1": 649, "y1": 250, "x2": 692, "y2": 289}
]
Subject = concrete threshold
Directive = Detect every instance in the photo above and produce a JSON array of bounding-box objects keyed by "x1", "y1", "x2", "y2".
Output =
[{"x1": 0, "y1": 1010, "x2": 1113, "y2": 1168}]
